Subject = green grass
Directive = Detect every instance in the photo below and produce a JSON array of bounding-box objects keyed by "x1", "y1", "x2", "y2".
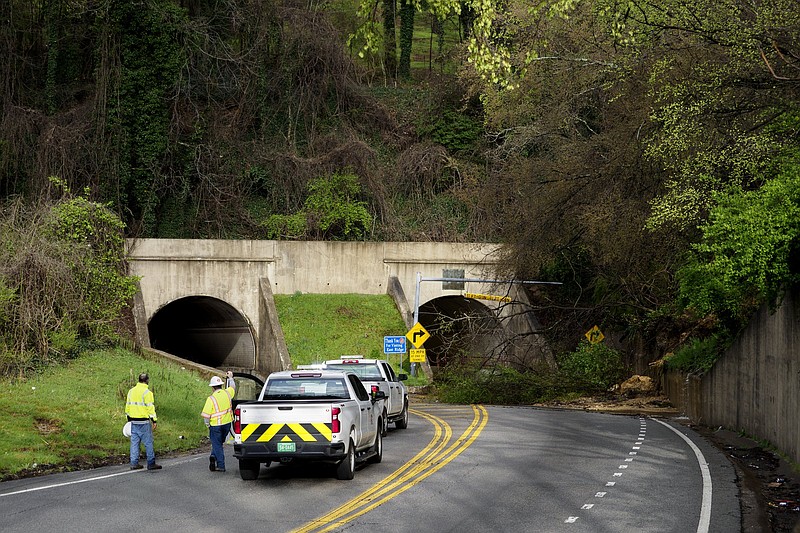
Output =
[
  {"x1": 0, "y1": 348, "x2": 212, "y2": 479},
  {"x1": 273, "y1": 293, "x2": 430, "y2": 386},
  {"x1": 275, "y1": 293, "x2": 409, "y2": 368}
]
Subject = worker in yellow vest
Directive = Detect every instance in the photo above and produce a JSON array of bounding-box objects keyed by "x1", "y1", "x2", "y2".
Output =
[
  {"x1": 202, "y1": 370, "x2": 236, "y2": 472},
  {"x1": 125, "y1": 373, "x2": 161, "y2": 470}
]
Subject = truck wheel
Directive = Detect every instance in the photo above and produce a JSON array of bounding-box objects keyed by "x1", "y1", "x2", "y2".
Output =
[
  {"x1": 394, "y1": 400, "x2": 409, "y2": 429},
  {"x1": 368, "y1": 426, "x2": 383, "y2": 464},
  {"x1": 238, "y1": 459, "x2": 260, "y2": 480},
  {"x1": 336, "y1": 439, "x2": 355, "y2": 480},
  {"x1": 381, "y1": 409, "x2": 388, "y2": 437}
]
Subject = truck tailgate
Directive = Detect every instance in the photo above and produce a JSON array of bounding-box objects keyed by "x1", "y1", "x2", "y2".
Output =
[{"x1": 237, "y1": 401, "x2": 345, "y2": 446}]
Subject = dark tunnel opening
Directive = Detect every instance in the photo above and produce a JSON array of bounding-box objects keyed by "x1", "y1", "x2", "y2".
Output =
[
  {"x1": 147, "y1": 296, "x2": 256, "y2": 369},
  {"x1": 417, "y1": 295, "x2": 501, "y2": 367}
]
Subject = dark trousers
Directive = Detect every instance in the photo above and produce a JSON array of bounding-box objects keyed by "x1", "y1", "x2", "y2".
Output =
[{"x1": 209, "y1": 423, "x2": 230, "y2": 470}]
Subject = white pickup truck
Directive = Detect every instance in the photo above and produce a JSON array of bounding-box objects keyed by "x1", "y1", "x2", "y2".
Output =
[
  {"x1": 322, "y1": 356, "x2": 409, "y2": 434},
  {"x1": 232, "y1": 370, "x2": 385, "y2": 481}
]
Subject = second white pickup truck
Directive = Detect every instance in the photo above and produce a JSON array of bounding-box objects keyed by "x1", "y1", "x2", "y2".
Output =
[
  {"x1": 232, "y1": 370, "x2": 385, "y2": 481},
  {"x1": 322, "y1": 356, "x2": 409, "y2": 434}
]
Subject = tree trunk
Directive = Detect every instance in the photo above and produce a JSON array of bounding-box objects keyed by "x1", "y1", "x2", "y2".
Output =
[
  {"x1": 398, "y1": 0, "x2": 414, "y2": 78},
  {"x1": 382, "y1": 0, "x2": 397, "y2": 78}
]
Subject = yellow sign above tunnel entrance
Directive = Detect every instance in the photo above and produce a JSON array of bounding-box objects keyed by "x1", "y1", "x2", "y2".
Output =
[{"x1": 464, "y1": 292, "x2": 511, "y2": 302}]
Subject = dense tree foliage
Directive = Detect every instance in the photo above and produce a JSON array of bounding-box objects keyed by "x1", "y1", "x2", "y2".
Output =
[
  {"x1": 677, "y1": 165, "x2": 800, "y2": 327},
  {"x1": 0, "y1": 180, "x2": 138, "y2": 376},
  {"x1": 472, "y1": 0, "x2": 800, "y2": 361},
  {"x1": 2, "y1": 0, "x2": 799, "y2": 370}
]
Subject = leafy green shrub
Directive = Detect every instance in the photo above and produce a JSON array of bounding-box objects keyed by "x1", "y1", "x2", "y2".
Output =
[
  {"x1": 435, "y1": 364, "x2": 564, "y2": 405},
  {"x1": 664, "y1": 335, "x2": 728, "y2": 374},
  {"x1": 676, "y1": 164, "x2": 800, "y2": 326},
  {"x1": 0, "y1": 183, "x2": 138, "y2": 376},
  {"x1": 263, "y1": 212, "x2": 308, "y2": 240},
  {"x1": 46, "y1": 181, "x2": 140, "y2": 340},
  {"x1": 262, "y1": 173, "x2": 372, "y2": 240},
  {"x1": 416, "y1": 109, "x2": 483, "y2": 153},
  {"x1": 557, "y1": 341, "x2": 626, "y2": 393},
  {"x1": 47, "y1": 325, "x2": 79, "y2": 361}
]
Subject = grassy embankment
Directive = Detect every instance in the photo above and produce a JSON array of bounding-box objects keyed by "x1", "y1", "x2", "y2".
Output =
[
  {"x1": 0, "y1": 293, "x2": 422, "y2": 479},
  {"x1": 275, "y1": 293, "x2": 420, "y2": 377}
]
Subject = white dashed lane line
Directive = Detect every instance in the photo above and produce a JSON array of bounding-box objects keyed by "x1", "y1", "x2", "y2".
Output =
[
  {"x1": 564, "y1": 417, "x2": 712, "y2": 533},
  {"x1": 564, "y1": 416, "x2": 647, "y2": 525}
]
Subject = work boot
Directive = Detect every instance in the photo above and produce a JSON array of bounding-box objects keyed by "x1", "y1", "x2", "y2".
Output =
[
  {"x1": 209, "y1": 456, "x2": 216, "y2": 471},
  {"x1": 147, "y1": 464, "x2": 162, "y2": 470},
  {"x1": 130, "y1": 464, "x2": 143, "y2": 470}
]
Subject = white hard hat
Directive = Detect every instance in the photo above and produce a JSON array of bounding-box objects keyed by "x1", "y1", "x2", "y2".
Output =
[
  {"x1": 209, "y1": 376, "x2": 224, "y2": 387},
  {"x1": 122, "y1": 422, "x2": 132, "y2": 438}
]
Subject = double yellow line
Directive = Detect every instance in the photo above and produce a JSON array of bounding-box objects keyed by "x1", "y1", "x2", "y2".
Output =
[{"x1": 290, "y1": 404, "x2": 489, "y2": 533}]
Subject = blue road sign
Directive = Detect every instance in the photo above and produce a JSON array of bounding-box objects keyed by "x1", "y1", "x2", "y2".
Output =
[{"x1": 384, "y1": 336, "x2": 407, "y2": 354}]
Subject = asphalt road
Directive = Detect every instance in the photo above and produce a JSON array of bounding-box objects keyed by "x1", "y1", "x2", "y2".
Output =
[{"x1": 0, "y1": 404, "x2": 740, "y2": 533}]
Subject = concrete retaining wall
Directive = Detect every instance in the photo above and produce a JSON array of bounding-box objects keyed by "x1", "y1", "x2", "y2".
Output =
[{"x1": 664, "y1": 288, "x2": 800, "y2": 464}]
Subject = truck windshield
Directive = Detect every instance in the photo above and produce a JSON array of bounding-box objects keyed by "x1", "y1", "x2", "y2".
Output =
[
  {"x1": 325, "y1": 363, "x2": 384, "y2": 381},
  {"x1": 262, "y1": 378, "x2": 350, "y2": 400}
]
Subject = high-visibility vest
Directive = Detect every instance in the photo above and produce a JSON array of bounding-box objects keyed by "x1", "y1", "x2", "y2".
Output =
[
  {"x1": 125, "y1": 383, "x2": 157, "y2": 422},
  {"x1": 202, "y1": 387, "x2": 235, "y2": 426}
]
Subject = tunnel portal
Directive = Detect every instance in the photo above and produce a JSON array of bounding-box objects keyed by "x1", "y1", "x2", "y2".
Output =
[
  {"x1": 417, "y1": 295, "x2": 502, "y2": 367},
  {"x1": 147, "y1": 296, "x2": 256, "y2": 369}
]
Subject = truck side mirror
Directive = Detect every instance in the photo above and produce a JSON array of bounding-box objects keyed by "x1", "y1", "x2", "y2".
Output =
[
  {"x1": 398, "y1": 374, "x2": 408, "y2": 381},
  {"x1": 372, "y1": 390, "x2": 387, "y2": 401}
]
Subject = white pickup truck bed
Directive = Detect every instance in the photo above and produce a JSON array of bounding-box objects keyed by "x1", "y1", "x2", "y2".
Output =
[{"x1": 233, "y1": 370, "x2": 385, "y2": 480}]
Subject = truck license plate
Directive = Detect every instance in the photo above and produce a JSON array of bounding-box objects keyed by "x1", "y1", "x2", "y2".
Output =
[{"x1": 277, "y1": 442, "x2": 295, "y2": 452}]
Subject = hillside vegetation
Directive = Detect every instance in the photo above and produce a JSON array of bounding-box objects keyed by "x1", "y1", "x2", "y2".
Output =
[{"x1": 2, "y1": 0, "x2": 800, "y2": 377}]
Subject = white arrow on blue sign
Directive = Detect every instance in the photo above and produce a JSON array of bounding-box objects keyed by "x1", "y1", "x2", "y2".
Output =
[{"x1": 383, "y1": 336, "x2": 407, "y2": 354}]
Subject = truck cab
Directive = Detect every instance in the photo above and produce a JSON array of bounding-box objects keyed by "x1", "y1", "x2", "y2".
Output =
[{"x1": 322, "y1": 356, "x2": 409, "y2": 433}]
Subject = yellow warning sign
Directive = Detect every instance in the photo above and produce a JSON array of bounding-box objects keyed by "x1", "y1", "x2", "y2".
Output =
[
  {"x1": 406, "y1": 322, "x2": 430, "y2": 348},
  {"x1": 585, "y1": 325, "x2": 605, "y2": 344},
  {"x1": 410, "y1": 348, "x2": 427, "y2": 363},
  {"x1": 464, "y1": 292, "x2": 511, "y2": 303}
]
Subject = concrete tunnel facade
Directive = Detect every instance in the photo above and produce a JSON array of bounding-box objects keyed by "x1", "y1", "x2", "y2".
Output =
[
  {"x1": 127, "y1": 239, "x2": 555, "y2": 375},
  {"x1": 144, "y1": 292, "x2": 539, "y2": 373}
]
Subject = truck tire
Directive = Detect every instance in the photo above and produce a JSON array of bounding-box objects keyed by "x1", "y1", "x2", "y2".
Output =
[
  {"x1": 368, "y1": 426, "x2": 383, "y2": 464},
  {"x1": 336, "y1": 439, "x2": 355, "y2": 480},
  {"x1": 381, "y1": 409, "x2": 388, "y2": 437},
  {"x1": 394, "y1": 400, "x2": 409, "y2": 429},
  {"x1": 238, "y1": 459, "x2": 260, "y2": 480}
]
